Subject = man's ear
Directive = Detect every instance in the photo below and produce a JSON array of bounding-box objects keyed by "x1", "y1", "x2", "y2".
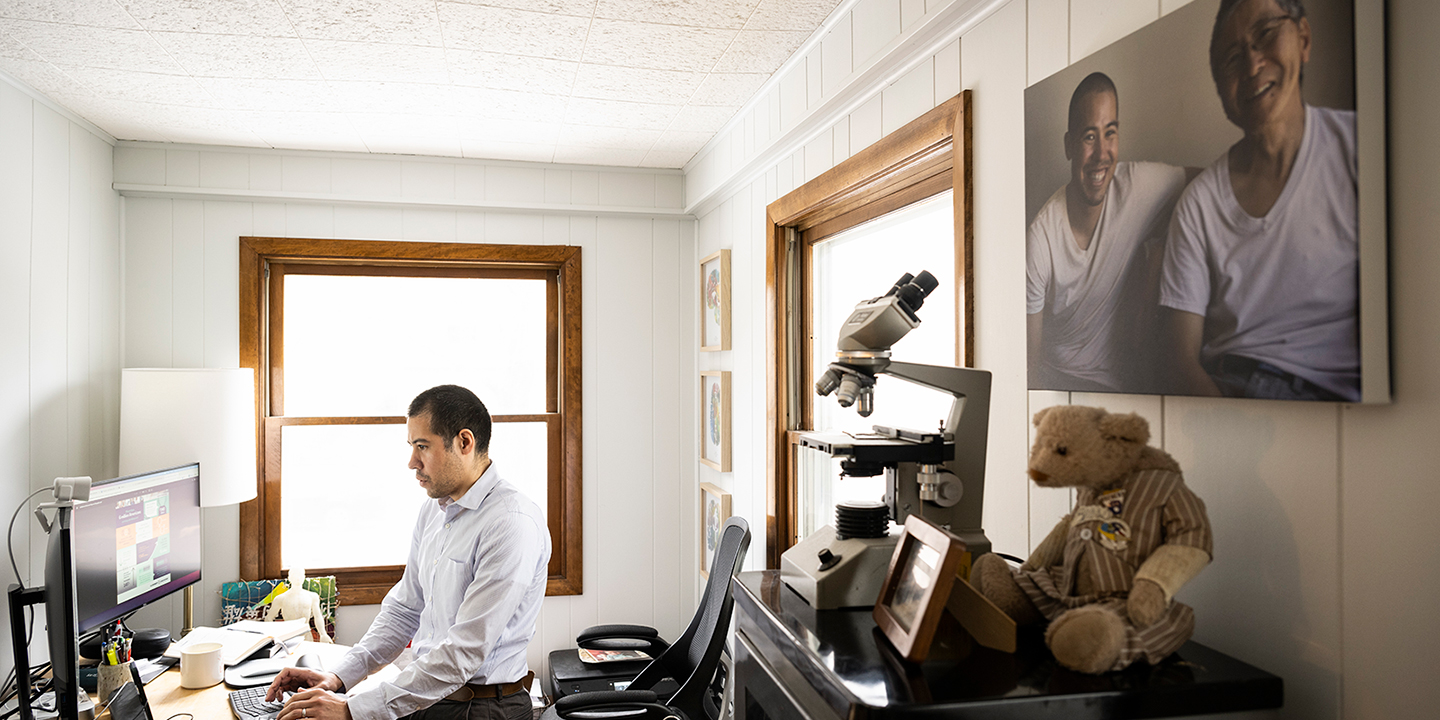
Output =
[
  {"x1": 456, "y1": 428, "x2": 476, "y2": 455},
  {"x1": 1063, "y1": 131, "x2": 1073, "y2": 161}
]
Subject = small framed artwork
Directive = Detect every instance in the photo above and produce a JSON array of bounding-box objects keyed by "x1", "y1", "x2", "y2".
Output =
[
  {"x1": 699, "y1": 482, "x2": 732, "y2": 578},
  {"x1": 699, "y1": 370, "x2": 731, "y2": 472},
  {"x1": 700, "y1": 249, "x2": 731, "y2": 351},
  {"x1": 873, "y1": 515, "x2": 966, "y2": 662}
]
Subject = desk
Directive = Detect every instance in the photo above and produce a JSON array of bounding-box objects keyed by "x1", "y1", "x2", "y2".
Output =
[{"x1": 733, "y1": 570, "x2": 1283, "y2": 720}]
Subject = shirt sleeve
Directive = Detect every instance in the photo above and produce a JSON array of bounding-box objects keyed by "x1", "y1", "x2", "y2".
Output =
[
  {"x1": 1161, "y1": 481, "x2": 1214, "y2": 559},
  {"x1": 331, "y1": 502, "x2": 431, "y2": 694},
  {"x1": 1158, "y1": 188, "x2": 1211, "y2": 316},
  {"x1": 344, "y1": 507, "x2": 547, "y2": 720},
  {"x1": 1026, "y1": 213, "x2": 1053, "y2": 315}
]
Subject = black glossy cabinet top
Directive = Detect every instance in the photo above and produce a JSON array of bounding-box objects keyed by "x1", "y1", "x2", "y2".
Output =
[{"x1": 733, "y1": 570, "x2": 1282, "y2": 719}]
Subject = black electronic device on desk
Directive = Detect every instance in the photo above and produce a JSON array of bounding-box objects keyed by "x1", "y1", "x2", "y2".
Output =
[
  {"x1": 547, "y1": 625, "x2": 680, "y2": 700},
  {"x1": 230, "y1": 654, "x2": 323, "y2": 720},
  {"x1": 732, "y1": 570, "x2": 1284, "y2": 720}
]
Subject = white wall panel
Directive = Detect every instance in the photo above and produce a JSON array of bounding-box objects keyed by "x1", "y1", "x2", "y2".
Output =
[
  {"x1": 400, "y1": 208, "x2": 457, "y2": 241},
  {"x1": 486, "y1": 166, "x2": 546, "y2": 205},
  {"x1": 651, "y1": 217, "x2": 684, "y2": 642},
  {"x1": 831, "y1": 115, "x2": 851, "y2": 164},
  {"x1": 67, "y1": 125, "x2": 93, "y2": 478},
  {"x1": 850, "y1": 94, "x2": 883, "y2": 156},
  {"x1": 881, "y1": 57, "x2": 935, "y2": 135},
  {"x1": 485, "y1": 212, "x2": 544, "y2": 243},
  {"x1": 1027, "y1": 0, "x2": 1069, "y2": 86},
  {"x1": 249, "y1": 154, "x2": 283, "y2": 192},
  {"x1": 822, "y1": 14, "x2": 853, "y2": 99},
  {"x1": 125, "y1": 198, "x2": 173, "y2": 367},
  {"x1": 1068, "y1": 0, "x2": 1159, "y2": 63},
  {"x1": 960, "y1": 0, "x2": 1030, "y2": 559},
  {"x1": 252, "y1": 202, "x2": 286, "y2": 236},
  {"x1": 804, "y1": 129, "x2": 833, "y2": 183},
  {"x1": 333, "y1": 157, "x2": 403, "y2": 198},
  {"x1": 934, "y1": 38, "x2": 961, "y2": 104},
  {"x1": 199, "y1": 151, "x2": 249, "y2": 189},
  {"x1": 853, "y1": 0, "x2": 901, "y2": 68},
  {"x1": 281, "y1": 156, "x2": 331, "y2": 193},
  {"x1": 284, "y1": 204, "x2": 335, "y2": 238},
  {"x1": 1, "y1": 86, "x2": 34, "y2": 608},
  {"x1": 334, "y1": 205, "x2": 404, "y2": 241},
  {"x1": 203, "y1": 202, "x2": 251, "y2": 367},
  {"x1": 779, "y1": 64, "x2": 808, "y2": 134},
  {"x1": 806, "y1": 47, "x2": 824, "y2": 110},
  {"x1": 166, "y1": 149, "x2": 200, "y2": 188},
  {"x1": 171, "y1": 200, "x2": 206, "y2": 368},
  {"x1": 598, "y1": 171, "x2": 657, "y2": 208},
  {"x1": 114, "y1": 145, "x2": 165, "y2": 186},
  {"x1": 901, "y1": 0, "x2": 926, "y2": 30}
]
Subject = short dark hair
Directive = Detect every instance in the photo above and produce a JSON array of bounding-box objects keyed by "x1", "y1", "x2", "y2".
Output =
[
  {"x1": 1210, "y1": 0, "x2": 1308, "y2": 82},
  {"x1": 408, "y1": 385, "x2": 492, "y2": 454},
  {"x1": 1067, "y1": 72, "x2": 1118, "y2": 134}
]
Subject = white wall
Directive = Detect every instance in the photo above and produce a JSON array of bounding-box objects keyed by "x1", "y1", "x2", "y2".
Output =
[
  {"x1": 110, "y1": 143, "x2": 697, "y2": 685},
  {"x1": 690, "y1": 0, "x2": 1440, "y2": 718},
  {"x1": 0, "y1": 74, "x2": 121, "y2": 677}
]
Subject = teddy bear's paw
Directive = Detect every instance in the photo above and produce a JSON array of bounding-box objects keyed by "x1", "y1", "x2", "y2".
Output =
[
  {"x1": 972, "y1": 554, "x2": 1043, "y2": 626},
  {"x1": 1047, "y1": 605, "x2": 1125, "y2": 674},
  {"x1": 1127, "y1": 579, "x2": 1168, "y2": 628}
]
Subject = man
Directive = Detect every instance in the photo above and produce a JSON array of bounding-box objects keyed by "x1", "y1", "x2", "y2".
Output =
[
  {"x1": 267, "y1": 385, "x2": 551, "y2": 720},
  {"x1": 1027, "y1": 72, "x2": 1192, "y2": 393},
  {"x1": 1160, "y1": 0, "x2": 1360, "y2": 401}
]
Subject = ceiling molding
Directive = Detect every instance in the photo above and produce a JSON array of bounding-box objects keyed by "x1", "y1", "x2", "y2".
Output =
[
  {"x1": 113, "y1": 183, "x2": 694, "y2": 220},
  {"x1": 682, "y1": 0, "x2": 1006, "y2": 218}
]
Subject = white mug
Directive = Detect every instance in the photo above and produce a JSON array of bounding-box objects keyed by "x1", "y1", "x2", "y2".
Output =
[{"x1": 179, "y1": 642, "x2": 225, "y2": 689}]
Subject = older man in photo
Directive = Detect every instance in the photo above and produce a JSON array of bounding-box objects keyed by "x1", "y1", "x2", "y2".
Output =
[{"x1": 1160, "y1": 0, "x2": 1360, "y2": 401}]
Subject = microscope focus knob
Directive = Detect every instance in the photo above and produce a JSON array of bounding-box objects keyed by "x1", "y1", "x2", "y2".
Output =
[{"x1": 817, "y1": 548, "x2": 842, "y2": 571}]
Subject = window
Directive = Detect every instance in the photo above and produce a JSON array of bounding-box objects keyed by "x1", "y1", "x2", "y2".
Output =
[
  {"x1": 764, "y1": 92, "x2": 974, "y2": 567},
  {"x1": 239, "y1": 239, "x2": 583, "y2": 603}
]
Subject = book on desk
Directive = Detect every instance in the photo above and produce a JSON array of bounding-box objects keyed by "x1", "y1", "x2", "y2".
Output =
[{"x1": 164, "y1": 620, "x2": 311, "y2": 666}]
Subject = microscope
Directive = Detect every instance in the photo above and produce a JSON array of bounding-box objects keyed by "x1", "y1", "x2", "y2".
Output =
[{"x1": 780, "y1": 271, "x2": 992, "y2": 609}]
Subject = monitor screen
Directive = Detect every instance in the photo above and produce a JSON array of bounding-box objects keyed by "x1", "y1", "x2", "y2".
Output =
[{"x1": 71, "y1": 463, "x2": 203, "y2": 634}]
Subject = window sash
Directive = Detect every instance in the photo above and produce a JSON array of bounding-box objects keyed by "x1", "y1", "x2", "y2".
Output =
[{"x1": 239, "y1": 238, "x2": 583, "y2": 603}]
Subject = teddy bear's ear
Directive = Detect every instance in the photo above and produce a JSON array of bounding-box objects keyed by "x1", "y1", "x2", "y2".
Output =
[
  {"x1": 1033, "y1": 406, "x2": 1054, "y2": 427},
  {"x1": 1098, "y1": 412, "x2": 1150, "y2": 446}
]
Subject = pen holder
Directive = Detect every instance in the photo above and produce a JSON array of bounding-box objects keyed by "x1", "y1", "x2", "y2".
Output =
[{"x1": 97, "y1": 660, "x2": 134, "y2": 706}]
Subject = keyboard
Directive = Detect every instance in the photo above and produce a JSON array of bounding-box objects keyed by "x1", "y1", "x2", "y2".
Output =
[{"x1": 229, "y1": 685, "x2": 286, "y2": 720}]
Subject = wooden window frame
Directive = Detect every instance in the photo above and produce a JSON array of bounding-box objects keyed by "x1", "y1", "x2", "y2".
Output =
[
  {"x1": 764, "y1": 91, "x2": 974, "y2": 568},
  {"x1": 239, "y1": 237, "x2": 583, "y2": 603}
]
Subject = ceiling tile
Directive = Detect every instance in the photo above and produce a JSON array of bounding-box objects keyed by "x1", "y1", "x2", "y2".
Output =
[
  {"x1": 689, "y1": 72, "x2": 768, "y2": 106},
  {"x1": 446, "y1": 0, "x2": 597, "y2": 16},
  {"x1": 152, "y1": 32, "x2": 322, "y2": 79},
  {"x1": 119, "y1": 0, "x2": 296, "y2": 36},
  {"x1": 0, "y1": 1, "x2": 142, "y2": 29},
  {"x1": 305, "y1": 39, "x2": 449, "y2": 84},
  {"x1": 0, "y1": 42, "x2": 93, "y2": 99},
  {"x1": 712, "y1": 29, "x2": 809, "y2": 73},
  {"x1": 582, "y1": 19, "x2": 735, "y2": 72},
  {"x1": 461, "y1": 139, "x2": 556, "y2": 164},
  {"x1": 196, "y1": 77, "x2": 337, "y2": 112},
  {"x1": 438, "y1": 3, "x2": 590, "y2": 61},
  {"x1": 322, "y1": 80, "x2": 460, "y2": 113},
  {"x1": 1, "y1": 20, "x2": 181, "y2": 72},
  {"x1": 593, "y1": 0, "x2": 761, "y2": 30},
  {"x1": 55, "y1": 65, "x2": 215, "y2": 106},
  {"x1": 446, "y1": 49, "x2": 577, "y2": 94},
  {"x1": 448, "y1": 86, "x2": 570, "y2": 121},
  {"x1": 562, "y1": 125, "x2": 663, "y2": 149},
  {"x1": 280, "y1": 0, "x2": 443, "y2": 46},
  {"x1": 461, "y1": 118, "x2": 564, "y2": 146},
  {"x1": 652, "y1": 129, "x2": 712, "y2": 154},
  {"x1": 572, "y1": 64, "x2": 703, "y2": 105},
  {"x1": 552, "y1": 145, "x2": 648, "y2": 167},
  {"x1": 563, "y1": 97, "x2": 679, "y2": 130},
  {"x1": 639, "y1": 149, "x2": 697, "y2": 168},
  {"x1": 348, "y1": 112, "x2": 463, "y2": 137},
  {"x1": 669, "y1": 104, "x2": 738, "y2": 132},
  {"x1": 745, "y1": 0, "x2": 843, "y2": 31}
]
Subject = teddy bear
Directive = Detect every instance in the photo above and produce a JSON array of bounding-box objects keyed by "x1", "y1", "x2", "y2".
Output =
[{"x1": 970, "y1": 405, "x2": 1213, "y2": 674}]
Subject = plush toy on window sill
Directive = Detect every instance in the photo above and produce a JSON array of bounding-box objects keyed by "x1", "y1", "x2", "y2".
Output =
[{"x1": 971, "y1": 405, "x2": 1212, "y2": 674}]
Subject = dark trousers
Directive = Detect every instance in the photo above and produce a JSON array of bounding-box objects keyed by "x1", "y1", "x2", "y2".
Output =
[{"x1": 398, "y1": 691, "x2": 532, "y2": 720}]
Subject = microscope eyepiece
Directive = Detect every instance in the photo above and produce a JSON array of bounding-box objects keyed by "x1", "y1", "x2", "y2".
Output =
[{"x1": 892, "y1": 270, "x2": 938, "y2": 315}]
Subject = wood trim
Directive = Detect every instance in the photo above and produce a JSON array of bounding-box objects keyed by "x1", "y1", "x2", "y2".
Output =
[
  {"x1": 238, "y1": 237, "x2": 584, "y2": 598},
  {"x1": 763, "y1": 92, "x2": 974, "y2": 567}
]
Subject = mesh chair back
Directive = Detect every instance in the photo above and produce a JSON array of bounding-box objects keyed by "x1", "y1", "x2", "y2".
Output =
[{"x1": 631, "y1": 516, "x2": 750, "y2": 720}]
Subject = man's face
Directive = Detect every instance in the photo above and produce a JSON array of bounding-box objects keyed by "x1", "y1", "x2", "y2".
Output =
[
  {"x1": 1212, "y1": 0, "x2": 1311, "y2": 134},
  {"x1": 407, "y1": 412, "x2": 468, "y2": 500},
  {"x1": 1065, "y1": 89, "x2": 1119, "y2": 207}
]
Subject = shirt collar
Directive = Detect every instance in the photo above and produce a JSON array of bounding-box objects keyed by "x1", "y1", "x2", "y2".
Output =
[{"x1": 437, "y1": 461, "x2": 497, "y2": 512}]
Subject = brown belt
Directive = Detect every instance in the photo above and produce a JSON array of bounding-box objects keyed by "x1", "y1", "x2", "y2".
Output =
[{"x1": 443, "y1": 671, "x2": 534, "y2": 702}]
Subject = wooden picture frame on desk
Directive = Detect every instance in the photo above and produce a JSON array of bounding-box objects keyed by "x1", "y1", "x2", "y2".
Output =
[{"x1": 873, "y1": 515, "x2": 965, "y2": 662}]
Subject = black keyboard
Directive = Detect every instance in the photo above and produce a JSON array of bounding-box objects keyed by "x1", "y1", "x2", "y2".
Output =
[{"x1": 229, "y1": 685, "x2": 285, "y2": 720}]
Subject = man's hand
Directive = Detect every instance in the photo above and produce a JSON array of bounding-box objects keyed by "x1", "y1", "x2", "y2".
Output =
[
  {"x1": 278, "y1": 687, "x2": 350, "y2": 720},
  {"x1": 265, "y1": 667, "x2": 343, "y2": 702}
]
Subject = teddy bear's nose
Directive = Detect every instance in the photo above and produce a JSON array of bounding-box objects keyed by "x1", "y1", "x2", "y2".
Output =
[{"x1": 1056, "y1": 445, "x2": 1068, "y2": 456}]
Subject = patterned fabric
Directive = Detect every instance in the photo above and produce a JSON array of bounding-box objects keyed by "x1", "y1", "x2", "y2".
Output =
[
  {"x1": 1015, "y1": 468, "x2": 1213, "y2": 669},
  {"x1": 219, "y1": 576, "x2": 338, "y2": 640}
]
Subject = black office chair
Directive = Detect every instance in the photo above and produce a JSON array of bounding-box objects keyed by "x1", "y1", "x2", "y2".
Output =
[{"x1": 544, "y1": 516, "x2": 751, "y2": 720}]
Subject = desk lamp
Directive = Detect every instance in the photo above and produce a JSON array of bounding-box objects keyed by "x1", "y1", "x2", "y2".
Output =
[{"x1": 119, "y1": 368, "x2": 257, "y2": 635}]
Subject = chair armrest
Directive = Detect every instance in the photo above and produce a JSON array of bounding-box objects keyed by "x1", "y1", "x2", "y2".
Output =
[
  {"x1": 576, "y1": 624, "x2": 659, "y2": 644},
  {"x1": 555, "y1": 689, "x2": 658, "y2": 713}
]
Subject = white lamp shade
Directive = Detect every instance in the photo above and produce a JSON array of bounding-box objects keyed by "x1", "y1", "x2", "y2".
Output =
[{"x1": 119, "y1": 368, "x2": 258, "y2": 507}]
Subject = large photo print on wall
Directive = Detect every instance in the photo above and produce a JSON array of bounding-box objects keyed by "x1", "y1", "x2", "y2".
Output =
[{"x1": 1024, "y1": 0, "x2": 1388, "y2": 402}]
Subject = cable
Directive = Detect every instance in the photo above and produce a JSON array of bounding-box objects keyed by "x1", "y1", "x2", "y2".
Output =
[{"x1": 8, "y1": 487, "x2": 51, "y2": 588}]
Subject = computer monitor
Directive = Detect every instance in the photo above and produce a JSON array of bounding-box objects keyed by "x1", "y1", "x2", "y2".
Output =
[
  {"x1": 41, "y1": 504, "x2": 80, "y2": 720},
  {"x1": 71, "y1": 463, "x2": 203, "y2": 634}
]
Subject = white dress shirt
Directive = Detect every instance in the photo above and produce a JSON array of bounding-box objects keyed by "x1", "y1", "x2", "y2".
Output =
[{"x1": 332, "y1": 463, "x2": 551, "y2": 720}]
